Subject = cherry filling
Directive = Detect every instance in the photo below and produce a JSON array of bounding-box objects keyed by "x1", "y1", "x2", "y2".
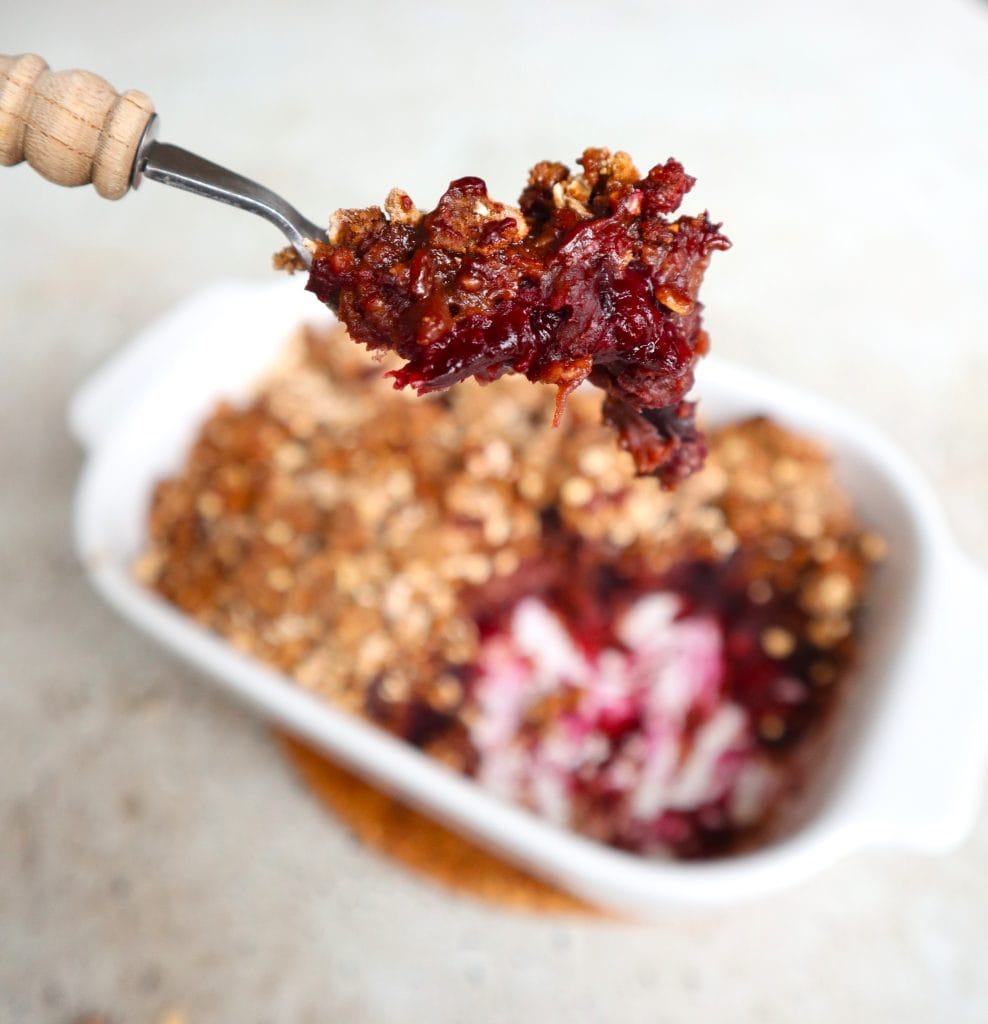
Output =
[
  {"x1": 460, "y1": 551, "x2": 850, "y2": 860},
  {"x1": 353, "y1": 532, "x2": 858, "y2": 861},
  {"x1": 305, "y1": 149, "x2": 729, "y2": 487}
]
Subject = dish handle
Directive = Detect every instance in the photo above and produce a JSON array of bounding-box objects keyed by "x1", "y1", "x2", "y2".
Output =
[{"x1": 841, "y1": 544, "x2": 988, "y2": 851}]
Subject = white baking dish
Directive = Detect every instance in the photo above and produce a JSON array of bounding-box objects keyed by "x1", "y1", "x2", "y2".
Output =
[{"x1": 70, "y1": 280, "x2": 988, "y2": 914}]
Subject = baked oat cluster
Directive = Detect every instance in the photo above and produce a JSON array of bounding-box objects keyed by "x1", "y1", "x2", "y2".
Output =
[
  {"x1": 298, "y1": 148, "x2": 730, "y2": 487},
  {"x1": 139, "y1": 324, "x2": 883, "y2": 858}
]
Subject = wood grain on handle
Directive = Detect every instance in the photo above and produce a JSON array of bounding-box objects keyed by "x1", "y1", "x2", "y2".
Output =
[{"x1": 0, "y1": 53, "x2": 154, "y2": 200}]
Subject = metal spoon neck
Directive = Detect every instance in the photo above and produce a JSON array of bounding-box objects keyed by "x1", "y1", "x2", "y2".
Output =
[{"x1": 132, "y1": 118, "x2": 326, "y2": 267}]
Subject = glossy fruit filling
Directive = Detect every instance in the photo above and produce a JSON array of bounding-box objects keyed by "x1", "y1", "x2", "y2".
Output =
[
  {"x1": 304, "y1": 149, "x2": 729, "y2": 487},
  {"x1": 460, "y1": 535, "x2": 857, "y2": 858}
]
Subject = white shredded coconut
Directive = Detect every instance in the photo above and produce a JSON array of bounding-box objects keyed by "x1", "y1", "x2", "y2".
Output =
[
  {"x1": 512, "y1": 597, "x2": 590, "y2": 686},
  {"x1": 729, "y1": 759, "x2": 781, "y2": 826},
  {"x1": 616, "y1": 592, "x2": 680, "y2": 649},
  {"x1": 468, "y1": 595, "x2": 776, "y2": 852}
]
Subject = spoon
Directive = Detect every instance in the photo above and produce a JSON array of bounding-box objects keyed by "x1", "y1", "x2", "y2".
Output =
[{"x1": 0, "y1": 53, "x2": 327, "y2": 266}]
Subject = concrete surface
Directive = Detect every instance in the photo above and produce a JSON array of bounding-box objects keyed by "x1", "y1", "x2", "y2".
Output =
[{"x1": 2, "y1": 1, "x2": 988, "y2": 1021}]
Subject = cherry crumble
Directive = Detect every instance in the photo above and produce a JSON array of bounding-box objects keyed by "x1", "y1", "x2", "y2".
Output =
[{"x1": 138, "y1": 326, "x2": 883, "y2": 859}]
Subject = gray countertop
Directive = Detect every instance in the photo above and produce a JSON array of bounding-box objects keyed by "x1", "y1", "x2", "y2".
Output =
[{"x1": 3, "y1": 2, "x2": 988, "y2": 1020}]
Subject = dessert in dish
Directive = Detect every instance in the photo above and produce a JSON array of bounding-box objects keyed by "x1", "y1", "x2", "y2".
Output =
[
  {"x1": 295, "y1": 148, "x2": 729, "y2": 487},
  {"x1": 137, "y1": 324, "x2": 883, "y2": 860}
]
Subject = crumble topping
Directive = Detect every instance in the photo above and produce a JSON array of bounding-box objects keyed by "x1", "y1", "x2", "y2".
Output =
[
  {"x1": 138, "y1": 323, "x2": 881, "y2": 859},
  {"x1": 292, "y1": 148, "x2": 730, "y2": 487}
]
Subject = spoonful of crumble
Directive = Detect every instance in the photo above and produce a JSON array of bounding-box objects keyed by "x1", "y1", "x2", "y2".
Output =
[
  {"x1": 300, "y1": 149, "x2": 729, "y2": 487},
  {"x1": 1, "y1": 53, "x2": 729, "y2": 486}
]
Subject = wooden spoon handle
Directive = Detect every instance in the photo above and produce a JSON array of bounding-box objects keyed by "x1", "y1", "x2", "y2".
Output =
[{"x1": 0, "y1": 53, "x2": 154, "y2": 200}]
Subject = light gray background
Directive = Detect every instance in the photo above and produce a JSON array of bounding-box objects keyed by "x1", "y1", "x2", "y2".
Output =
[{"x1": 3, "y1": 1, "x2": 987, "y2": 1021}]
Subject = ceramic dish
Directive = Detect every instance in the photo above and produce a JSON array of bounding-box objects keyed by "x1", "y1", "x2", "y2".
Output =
[{"x1": 70, "y1": 279, "x2": 988, "y2": 914}]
